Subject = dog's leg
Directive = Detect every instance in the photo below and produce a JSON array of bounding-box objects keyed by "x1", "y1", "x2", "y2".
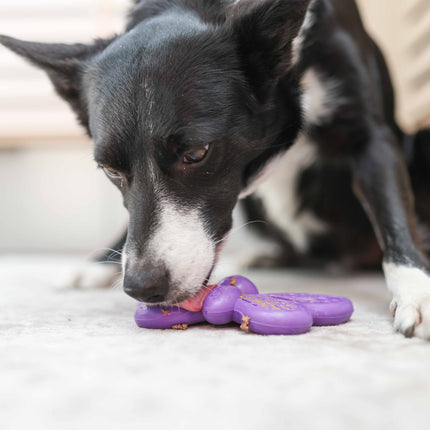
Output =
[
  {"x1": 55, "y1": 231, "x2": 126, "y2": 290},
  {"x1": 352, "y1": 128, "x2": 430, "y2": 338}
]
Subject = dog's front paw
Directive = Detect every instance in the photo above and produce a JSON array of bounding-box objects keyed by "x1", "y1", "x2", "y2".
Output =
[
  {"x1": 54, "y1": 262, "x2": 121, "y2": 290},
  {"x1": 384, "y1": 263, "x2": 430, "y2": 339},
  {"x1": 391, "y1": 295, "x2": 430, "y2": 339}
]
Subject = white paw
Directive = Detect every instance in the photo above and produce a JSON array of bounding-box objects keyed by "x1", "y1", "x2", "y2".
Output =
[
  {"x1": 54, "y1": 262, "x2": 121, "y2": 290},
  {"x1": 384, "y1": 263, "x2": 430, "y2": 339},
  {"x1": 390, "y1": 295, "x2": 430, "y2": 339}
]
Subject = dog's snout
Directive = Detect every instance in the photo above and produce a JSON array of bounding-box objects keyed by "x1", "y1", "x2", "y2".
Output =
[{"x1": 123, "y1": 269, "x2": 169, "y2": 303}]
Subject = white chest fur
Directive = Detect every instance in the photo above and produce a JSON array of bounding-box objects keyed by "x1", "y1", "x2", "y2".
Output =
[
  {"x1": 239, "y1": 56, "x2": 343, "y2": 253},
  {"x1": 251, "y1": 135, "x2": 328, "y2": 253}
]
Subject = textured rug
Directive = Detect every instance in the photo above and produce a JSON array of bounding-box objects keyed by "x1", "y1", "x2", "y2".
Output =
[{"x1": 1, "y1": 255, "x2": 430, "y2": 430}]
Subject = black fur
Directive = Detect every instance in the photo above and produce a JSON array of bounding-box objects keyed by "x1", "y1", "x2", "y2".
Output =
[{"x1": 2, "y1": 0, "x2": 430, "y2": 304}]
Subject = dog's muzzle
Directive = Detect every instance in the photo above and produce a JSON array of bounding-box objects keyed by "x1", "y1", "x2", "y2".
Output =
[{"x1": 123, "y1": 266, "x2": 169, "y2": 303}]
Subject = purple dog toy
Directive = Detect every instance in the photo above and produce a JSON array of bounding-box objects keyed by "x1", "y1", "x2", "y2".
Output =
[
  {"x1": 202, "y1": 275, "x2": 259, "y2": 325},
  {"x1": 134, "y1": 305, "x2": 205, "y2": 329},
  {"x1": 268, "y1": 293, "x2": 354, "y2": 326},
  {"x1": 232, "y1": 294, "x2": 313, "y2": 335},
  {"x1": 134, "y1": 276, "x2": 256, "y2": 329},
  {"x1": 134, "y1": 275, "x2": 354, "y2": 334}
]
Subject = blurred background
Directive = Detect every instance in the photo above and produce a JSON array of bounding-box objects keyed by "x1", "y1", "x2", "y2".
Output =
[
  {"x1": 1, "y1": 4, "x2": 430, "y2": 429},
  {"x1": 0, "y1": 0, "x2": 429, "y2": 254}
]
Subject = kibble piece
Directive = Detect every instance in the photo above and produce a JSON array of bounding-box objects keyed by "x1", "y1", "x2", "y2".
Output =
[
  {"x1": 240, "y1": 316, "x2": 251, "y2": 333},
  {"x1": 172, "y1": 324, "x2": 188, "y2": 330}
]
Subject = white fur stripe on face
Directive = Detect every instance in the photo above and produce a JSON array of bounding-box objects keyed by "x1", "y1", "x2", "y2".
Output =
[
  {"x1": 144, "y1": 200, "x2": 215, "y2": 301},
  {"x1": 383, "y1": 262, "x2": 430, "y2": 339}
]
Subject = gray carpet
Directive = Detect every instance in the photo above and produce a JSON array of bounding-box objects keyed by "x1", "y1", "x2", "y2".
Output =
[{"x1": 1, "y1": 255, "x2": 430, "y2": 430}]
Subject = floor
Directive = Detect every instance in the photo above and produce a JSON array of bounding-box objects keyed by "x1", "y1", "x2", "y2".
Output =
[{"x1": 1, "y1": 255, "x2": 430, "y2": 430}]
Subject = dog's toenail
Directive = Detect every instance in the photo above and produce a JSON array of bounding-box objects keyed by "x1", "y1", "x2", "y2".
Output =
[{"x1": 404, "y1": 326, "x2": 415, "y2": 338}]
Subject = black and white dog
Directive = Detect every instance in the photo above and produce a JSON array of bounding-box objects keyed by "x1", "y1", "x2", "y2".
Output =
[{"x1": 2, "y1": 0, "x2": 430, "y2": 338}]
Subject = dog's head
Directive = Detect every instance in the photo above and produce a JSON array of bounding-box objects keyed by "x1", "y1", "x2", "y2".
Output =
[{"x1": 0, "y1": 0, "x2": 309, "y2": 305}]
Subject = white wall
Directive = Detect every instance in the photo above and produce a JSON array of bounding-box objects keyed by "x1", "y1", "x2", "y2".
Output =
[
  {"x1": 0, "y1": 144, "x2": 128, "y2": 253},
  {"x1": 357, "y1": 0, "x2": 430, "y2": 131},
  {"x1": 0, "y1": 0, "x2": 130, "y2": 253}
]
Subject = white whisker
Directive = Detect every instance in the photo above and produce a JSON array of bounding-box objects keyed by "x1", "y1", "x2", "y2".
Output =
[
  {"x1": 93, "y1": 261, "x2": 123, "y2": 266},
  {"x1": 86, "y1": 247, "x2": 123, "y2": 260},
  {"x1": 214, "y1": 220, "x2": 268, "y2": 246}
]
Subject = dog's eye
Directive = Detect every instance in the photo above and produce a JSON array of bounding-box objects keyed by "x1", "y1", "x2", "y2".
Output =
[
  {"x1": 183, "y1": 144, "x2": 209, "y2": 164},
  {"x1": 101, "y1": 166, "x2": 121, "y2": 179}
]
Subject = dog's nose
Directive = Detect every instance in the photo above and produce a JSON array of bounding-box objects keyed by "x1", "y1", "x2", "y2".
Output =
[{"x1": 123, "y1": 269, "x2": 169, "y2": 303}]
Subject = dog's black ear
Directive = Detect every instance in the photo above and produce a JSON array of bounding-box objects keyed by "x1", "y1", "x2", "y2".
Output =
[
  {"x1": 0, "y1": 35, "x2": 114, "y2": 129},
  {"x1": 228, "y1": 0, "x2": 311, "y2": 101}
]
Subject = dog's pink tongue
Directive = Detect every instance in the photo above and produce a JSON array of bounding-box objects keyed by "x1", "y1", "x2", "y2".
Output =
[{"x1": 178, "y1": 284, "x2": 217, "y2": 312}]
